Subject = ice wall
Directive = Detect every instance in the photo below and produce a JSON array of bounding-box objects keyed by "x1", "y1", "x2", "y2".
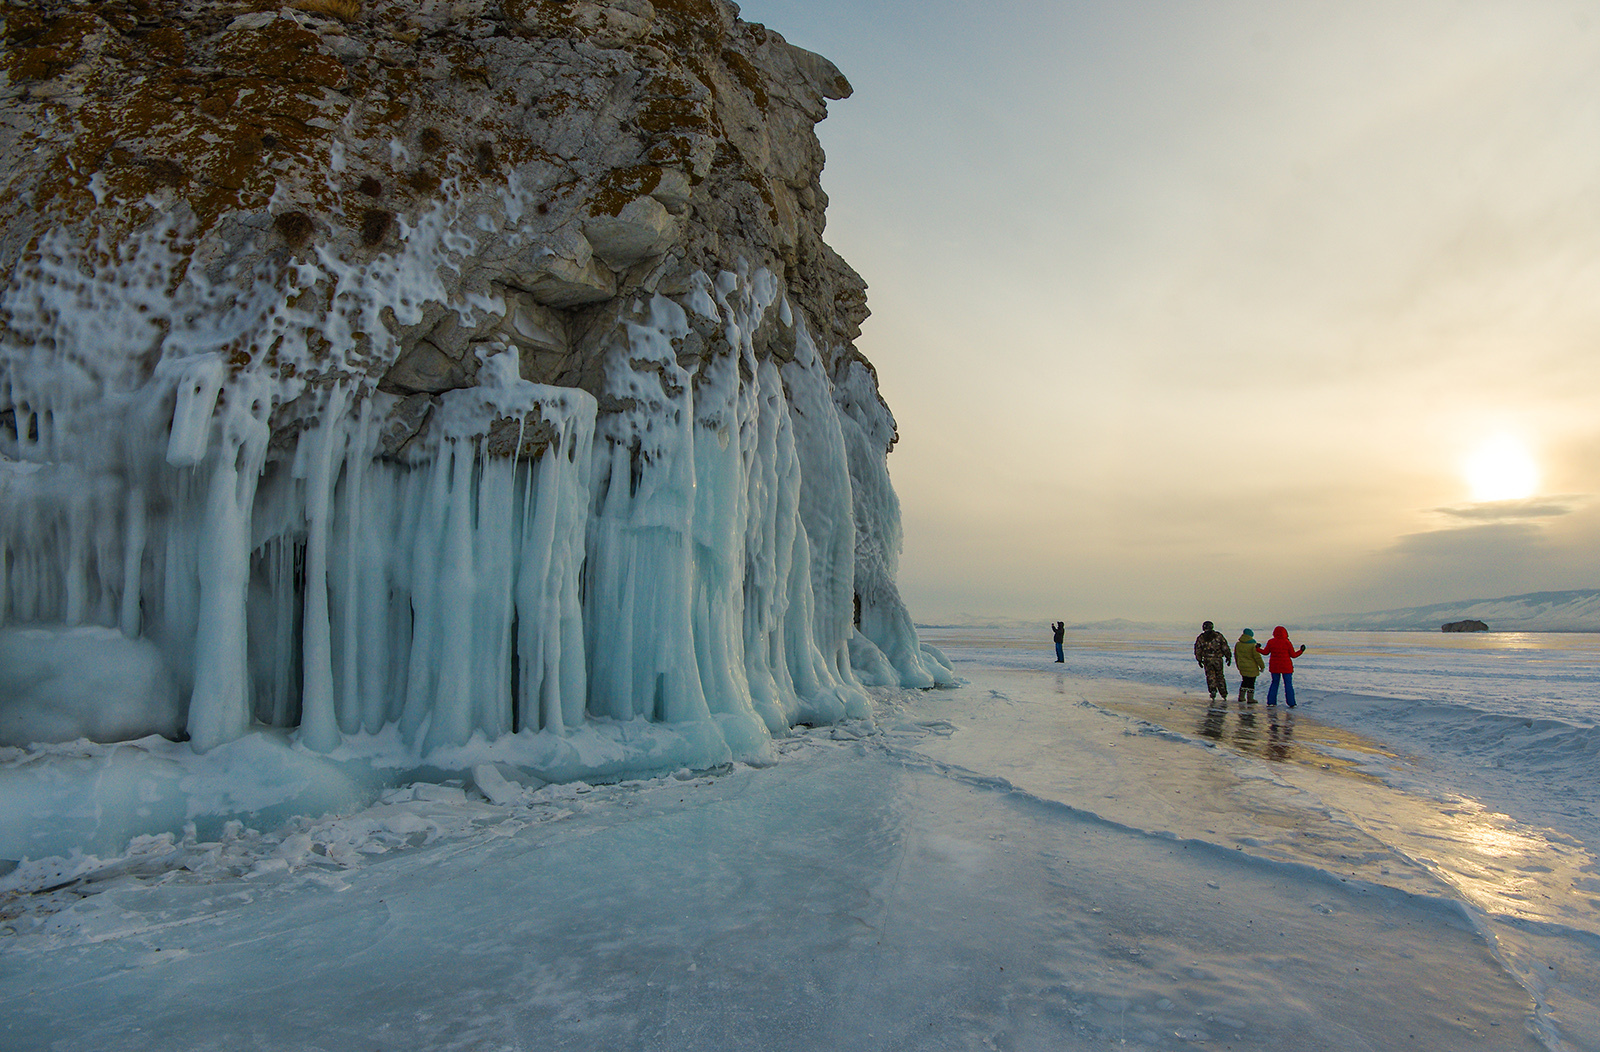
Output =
[
  {"x1": 0, "y1": 0, "x2": 943, "y2": 779},
  {"x1": 835, "y1": 358, "x2": 955, "y2": 689},
  {"x1": 0, "y1": 206, "x2": 926, "y2": 773}
]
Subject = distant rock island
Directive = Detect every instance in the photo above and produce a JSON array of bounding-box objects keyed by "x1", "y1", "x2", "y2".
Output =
[{"x1": 1309, "y1": 590, "x2": 1600, "y2": 633}]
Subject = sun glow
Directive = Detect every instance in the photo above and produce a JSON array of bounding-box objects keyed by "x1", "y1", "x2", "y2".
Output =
[{"x1": 1462, "y1": 435, "x2": 1539, "y2": 503}]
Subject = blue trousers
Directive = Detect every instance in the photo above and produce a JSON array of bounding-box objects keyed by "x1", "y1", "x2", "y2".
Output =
[
  {"x1": 1054, "y1": 641, "x2": 1064, "y2": 662},
  {"x1": 1267, "y1": 671, "x2": 1296, "y2": 707}
]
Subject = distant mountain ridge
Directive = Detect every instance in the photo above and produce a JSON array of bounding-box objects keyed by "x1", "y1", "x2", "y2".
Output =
[
  {"x1": 915, "y1": 616, "x2": 1168, "y2": 631},
  {"x1": 1308, "y1": 590, "x2": 1600, "y2": 632}
]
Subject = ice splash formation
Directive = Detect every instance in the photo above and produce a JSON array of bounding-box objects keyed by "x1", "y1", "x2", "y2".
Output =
[{"x1": 0, "y1": 0, "x2": 951, "y2": 772}]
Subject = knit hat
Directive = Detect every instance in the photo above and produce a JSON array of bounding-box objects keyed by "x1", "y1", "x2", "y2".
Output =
[
  {"x1": 1202, "y1": 621, "x2": 1214, "y2": 630},
  {"x1": 1240, "y1": 628, "x2": 1254, "y2": 639}
]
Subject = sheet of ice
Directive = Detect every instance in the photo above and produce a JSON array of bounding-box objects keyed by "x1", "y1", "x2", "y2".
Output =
[
  {"x1": 928, "y1": 628, "x2": 1600, "y2": 1047},
  {"x1": 0, "y1": 712, "x2": 787, "y2": 862},
  {"x1": 2, "y1": 656, "x2": 1590, "y2": 1051},
  {"x1": 924, "y1": 627, "x2": 1600, "y2": 859}
]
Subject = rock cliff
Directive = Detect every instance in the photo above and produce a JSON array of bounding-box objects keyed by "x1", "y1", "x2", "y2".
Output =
[{"x1": 0, "y1": 0, "x2": 951, "y2": 768}]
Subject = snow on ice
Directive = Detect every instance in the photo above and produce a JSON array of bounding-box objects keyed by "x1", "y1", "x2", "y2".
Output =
[{"x1": 3, "y1": 654, "x2": 1593, "y2": 1051}]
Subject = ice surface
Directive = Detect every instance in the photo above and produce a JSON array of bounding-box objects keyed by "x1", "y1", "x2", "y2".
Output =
[
  {"x1": 0, "y1": 177, "x2": 936, "y2": 790},
  {"x1": 931, "y1": 627, "x2": 1600, "y2": 861},
  {"x1": 3, "y1": 647, "x2": 1589, "y2": 1051}
]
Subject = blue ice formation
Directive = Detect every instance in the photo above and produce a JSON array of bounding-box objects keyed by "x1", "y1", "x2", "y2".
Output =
[{"x1": 0, "y1": 205, "x2": 951, "y2": 778}]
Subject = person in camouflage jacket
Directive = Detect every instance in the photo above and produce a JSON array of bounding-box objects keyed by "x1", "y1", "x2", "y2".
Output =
[{"x1": 1193, "y1": 621, "x2": 1232, "y2": 700}]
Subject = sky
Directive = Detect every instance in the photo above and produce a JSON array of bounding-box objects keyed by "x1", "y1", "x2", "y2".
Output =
[{"x1": 735, "y1": 0, "x2": 1600, "y2": 626}]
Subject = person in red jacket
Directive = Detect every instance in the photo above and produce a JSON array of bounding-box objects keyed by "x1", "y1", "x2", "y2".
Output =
[{"x1": 1257, "y1": 626, "x2": 1307, "y2": 708}]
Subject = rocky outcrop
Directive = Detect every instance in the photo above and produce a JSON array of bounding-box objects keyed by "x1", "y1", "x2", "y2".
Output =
[
  {"x1": 1441, "y1": 620, "x2": 1489, "y2": 633},
  {"x1": 0, "y1": 0, "x2": 950, "y2": 761},
  {"x1": 0, "y1": 0, "x2": 866, "y2": 383}
]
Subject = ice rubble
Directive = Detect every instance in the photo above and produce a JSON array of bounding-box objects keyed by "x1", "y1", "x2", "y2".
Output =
[{"x1": 0, "y1": 191, "x2": 950, "y2": 791}]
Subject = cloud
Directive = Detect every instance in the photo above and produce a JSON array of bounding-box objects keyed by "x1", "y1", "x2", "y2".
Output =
[
  {"x1": 1390, "y1": 521, "x2": 1547, "y2": 559},
  {"x1": 1433, "y1": 495, "x2": 1585, "y2": 522}
]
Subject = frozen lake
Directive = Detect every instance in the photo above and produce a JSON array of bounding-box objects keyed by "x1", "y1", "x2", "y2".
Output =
[
  {"x1": 929, "y1": 625, "x2": 1600, "y2": 722},
  {"x1": 926, "y1": 626, "x2": 1600, "y2": 869},
  {"x1": 3, "y1": 634, "x2": 1597, "y2": 1050}
]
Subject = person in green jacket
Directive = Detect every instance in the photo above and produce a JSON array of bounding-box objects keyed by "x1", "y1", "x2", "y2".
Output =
[{"x1": 1234, "y1": 629, "x2": 1265, "y2": 703}]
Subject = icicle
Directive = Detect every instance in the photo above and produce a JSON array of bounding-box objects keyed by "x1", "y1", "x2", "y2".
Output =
[
  {"x1": 422, "y1": 439, "x2": 481, "y2": 753},
  {"x1": 471, "y1": 451, "x2": 517, "y2": 740},
  {"x1": 62, "y1": 497, "x2": 87, "y2": 626},
  {"x1": 741, "y1": 360, "x2": 807, "y2": 731},
  {"x1": 118, "y1": 486, "x2": 146, "y2": 638},
  {"x1": 163, "y1": 356, "x2": 225, "y2": 468},
  {"x1": 159, "y1": 472, "x2": 202, "y2": 701},
  {"x1": 297, "y1": 384, "x2": 351, "y2": 753},
  {"x1": 185, "y1": 384, "x2": 271, "y2": 752},
  {"x1": 399, "y1": 445, "x2": 452, "y2": 745},
  {"x1": 515, "y1": 447, "x2": 556, "y2": 732},
  {"x1": 552, "y1": 414, "x2": 593, "y2": 730},
  {"x1": 585, "y1": 303, "x2": 722, "y2": 733},
  {"x1": 514, "y1": 408, "x2": 593, "y2": 735},
  {"x1": 585, "y1": 441, "x2": 639, "y2": 721},
  {"x1": 772, "y1": 313, "x2": 870, "y2": 719},
  {"x1": 360, "y1": 467, "x2": 405, "y2": 733},
  {"x1": 330, "y1": 397, "x2": 388, "y2": 735}
]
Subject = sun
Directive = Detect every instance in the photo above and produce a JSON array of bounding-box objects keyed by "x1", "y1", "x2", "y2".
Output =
[{"x1": 1462, "y1": 435, "x2": 1539, "y2": 502}]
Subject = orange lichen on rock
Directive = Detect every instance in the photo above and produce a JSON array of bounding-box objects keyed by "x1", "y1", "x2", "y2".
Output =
[
  {"x1": 636, "y1": 97, "x2": 714, "y2": 135},
  {"x1": 587, "y1": 165, "x2": 664, "y2": 217},
  {"x1": 214, "y1": 19, "x2": 348, "y2": 91},
  {"x1": 720, "y1": 48, "x2": 768, "y2": 109},
  {"x1": 0, "y1": 9, "x2": 103, "y2": 83}
]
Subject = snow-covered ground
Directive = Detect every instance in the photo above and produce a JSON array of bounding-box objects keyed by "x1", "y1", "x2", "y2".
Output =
[{"x1": 3, "y1": 632, "x2": 1597, "y2": 1050}]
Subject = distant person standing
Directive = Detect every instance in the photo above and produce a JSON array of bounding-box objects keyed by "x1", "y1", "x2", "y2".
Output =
[
  {"x1": 1234, "y1": 628, "x2": 1264, "y2": 703},
  {"x1": 1051, "y1": 621, "x2": 1065, "y2": 663},
  {"x1": 1257, "y1": 626, "x2": 1307, "y2": 708},
  {"x1": 1192, "y1": 620, "x2": 1232, "y2": 700}
]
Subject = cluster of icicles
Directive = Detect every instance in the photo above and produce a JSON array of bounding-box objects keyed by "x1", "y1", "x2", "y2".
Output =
[{"x1": 0, "y1": 213, "x2": 951, "y2": 769}]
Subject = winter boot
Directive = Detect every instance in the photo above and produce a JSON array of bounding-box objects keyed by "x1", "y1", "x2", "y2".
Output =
[
  {"x1": 1236, "y1": 686, "x2": 1245, "y2": 703},
  {"x1": 1246, "y1": 688, "x2": 1256, "y2": 704}
]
